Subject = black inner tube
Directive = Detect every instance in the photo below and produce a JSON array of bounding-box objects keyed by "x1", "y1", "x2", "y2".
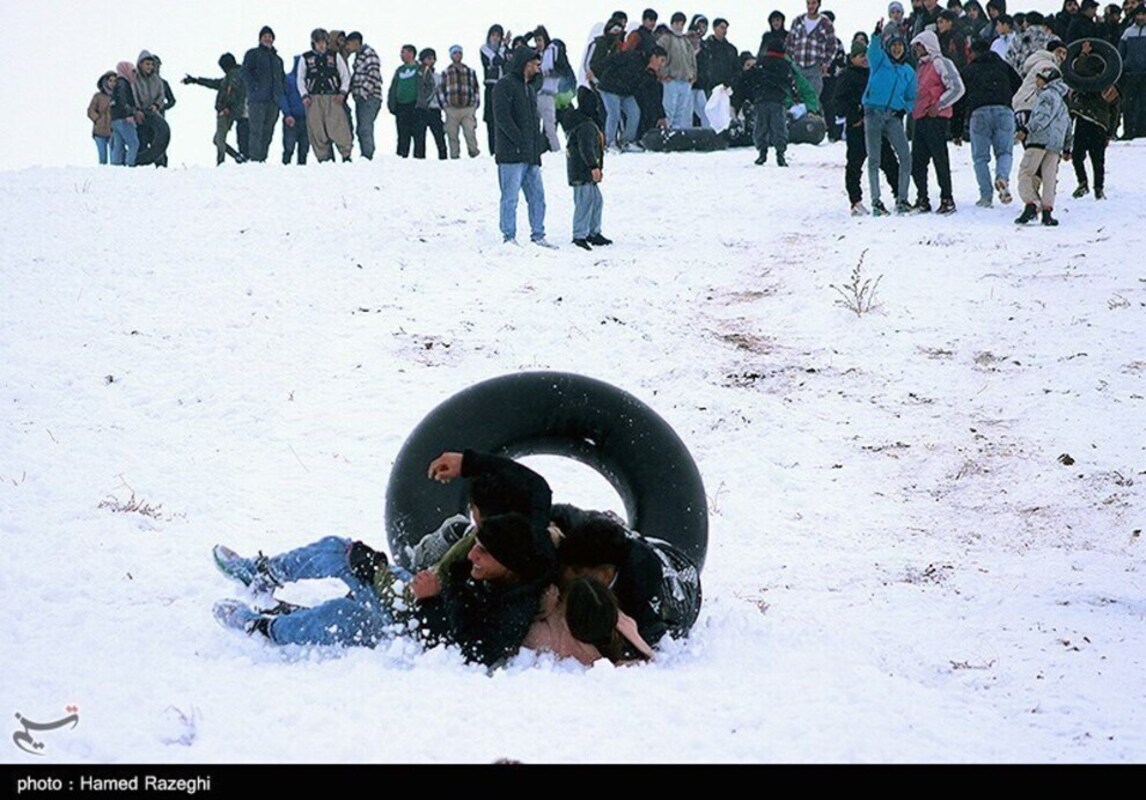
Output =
[{"x1": 1062, "y1": 38, "x2": 1123, "y2": 92}]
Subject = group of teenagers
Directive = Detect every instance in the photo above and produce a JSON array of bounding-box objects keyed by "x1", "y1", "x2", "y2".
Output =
[{"x1": 212, "y1": 449, "x2": 703, "y2": 670}]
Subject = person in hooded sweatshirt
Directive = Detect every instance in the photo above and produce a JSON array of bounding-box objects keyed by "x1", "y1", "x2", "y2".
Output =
[
  {"x1": 87, "y1": 72, "x2": 117, "y2": 164},
  {"x1": 908, "y1": 29, "x2": 966, "y2": 213},
  {"x1": 862, "y1": 27, "x2": 917, "y2": 214},
  {"x1": 1015, "y1": 65, "x2": 1072, "y2": 226},
  {"x1": 182, "y1": 53, "x2": 248, "y2": 165},
  {"x1": 133, "y1": 50, "x2": 170, "y2": 166},
  {"x1": 741, "y1": 36, "x2": 795, "y2": 166},
  {"x1": 495, "y1": 46, "x2": 553, "y2": 247},
  {"x1": 109, "y1": 61, "x2": 140, "y2": 166},
  {"x1": 836, "y1": 39, "x2": 902, "y2": 214},
  {"x1": 558, "y1": 92, "x2": 611, "y2": 251}
]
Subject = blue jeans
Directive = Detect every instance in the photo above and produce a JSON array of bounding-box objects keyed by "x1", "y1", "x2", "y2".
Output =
[
  {"x1": 110, "y1": 118, "x2": 139, "y2": 166},
  {"x1": 663, "y1": 80, "x2": 692, "y2": 128},
  {"x1": 600, "y1": 91, "x2": 640, "y2": 147},
  {"x1": 498, "y1": 162, "x2": 546, "y2": 241},
  {"x1": 969, "y1": 105, "x2": 1015, "y2": 199},
  {"x1": 572, "y1": 183, "x2": 603, "y2": 239},
  {"x1": 93, "y1": 135, "x2": 110, "y2": 165},
  {"x1": 691, "y1": 88, "x2": 710, "y2": 127},
  {"x1": 863, "y1": 107, "x2": 911, "y2": 205},
  {"x1": 263, "y1": 536, "x2": 410, "y2": 647}
]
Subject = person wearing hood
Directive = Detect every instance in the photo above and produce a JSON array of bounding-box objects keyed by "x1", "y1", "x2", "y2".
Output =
[
  {"x1": 961, "y1": 38, "x2": 1022, "y2": 206},
  {"x1": 109, "y1": 62, "x2": 140, "y2": 166},
  {"x1": 758, "y1": 10, "x2": 788, "y2": 60},
  {"x1": 558, "y1": 93, "x2": 611, "y2": 250},
  {"x1": 133, "y1": 50, "x2": 170, "y2": 166},
  {"x1": 862, "y1": 28, "x2": 917, "y2": 214},
  {"x1": 1014, "y1": 65, "x2": 1072, "y2": 225},
  {"x1": 908, "y1": 29, "x2": 966, "y2": 213},
  {"x1": 1013, "y1": 39, "x2": 1067, "y2": 134},
  {"x1": 658, "y1": 12, "x2": 699, "y2": 129},
  {"x1": 87, "y1": 72, "x2": 117, "y2": 164},
  {"x1": 1053, "y1": 0, "x2": 1082, "y2": 40},
  {"x1": 740, "y1": 37, "x2": 795, "y2": 166},
  {"x1": 836, "y1": 40, "x2": 902, "y2": 214},
  {"x1": 481, "y1": 25, "x2": 511, "y2": 156},
  {"x1": 494, "y1": 46, "x2": 553, "y2": 247},
  {"x1": 240, "y1": 26, "x2": 285, "y2": 162},
  {"x1": 279, "y1": 54, "x2": 309, "y2": 165},
  {"x1": 532, "y1": 26, "x2": 564, "y2": 153},
  {"x1": 182, "y1": 53, "x2": 248, "y2": 165},
  {"x1": 297, "y1": 27, "x2": 353, "y2": 163},
  {"x1": 882, "y1": 2, "x2": 913, "y2": 44}
]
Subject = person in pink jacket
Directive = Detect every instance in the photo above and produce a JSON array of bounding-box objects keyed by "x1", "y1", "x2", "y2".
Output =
[{"x1": 908, "y1": 29, "x2": 965, "y2": 213}]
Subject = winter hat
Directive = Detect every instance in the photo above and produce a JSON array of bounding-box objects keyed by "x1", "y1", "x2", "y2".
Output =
[
  {"x1": 605, "y1": 18, "x2": 625, "y2": 34},
  {"x1": 218, "y1": 52, "x2": 237, "y2": 71},
  {"x1": 1081, "y1": 0, "x2": 1099, "y2": 9},
  {"x1": 259, "y1": 25, "x2": 275, "y2": 40},
  {"x1": 449, "y1": 44, "x2": 463, "y2": 56},
  {"x1": 116, "y1": 61, "x2": 136, "y2": 81},
  {"x1": 97, "y1": 71, "x2": 117, "y2": 90},
  {"x1": 889, "y1": 1, "x2": 906, "y2": 12},
  {"x1": 475, "y1": 514, "x2": 547, "y2": 580},
  {"x1": 850, "y1": 40, "x2": 868, "y2": 57},
  {"x1": 768, "y1": 10, "x2": 786, "y2": 25},
  {"x1": 1046, "y1": 38, "x2": 1067, "y2": 52}
]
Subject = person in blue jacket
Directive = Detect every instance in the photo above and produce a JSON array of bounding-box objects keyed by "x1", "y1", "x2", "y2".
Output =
[
  {"x1": 279, "y1": 55, "x2": 309, "y2": 164},
  {"x1": 862, "y1": 23, "x2": 918, "y2": 214}
]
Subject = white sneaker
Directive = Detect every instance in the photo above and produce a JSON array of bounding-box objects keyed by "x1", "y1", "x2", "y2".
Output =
[
  {"x1": 531, "y1": 238, "x2": 558, "y2": 249},
  {"x1": 502, "y1": 236, "x2": 521, "y2": 246},
  {"x1": 622, "y1": 143, "x2": 642, "y2": 153},
  {"x1": 975, "y1": 197, "x2": 992, "y2": 208},
  {"x1": 850, "y1": 202, "x2": 868, "y2": 217}
]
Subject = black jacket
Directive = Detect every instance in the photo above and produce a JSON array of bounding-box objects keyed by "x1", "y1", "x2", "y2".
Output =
[
  {"x1": 960, "y1": 50, "x2": 1022, "y2": 117},
  {"x1": 833, "y1": 64, "x2": 871, "y2": 127},
  {"x1": 110, "y1": 77, "x2": 137, "y2": 120},
  {"x1": 596, "y1": 50, "x2": 646, "y2": 96},
  {"x1": 699, "y1": 36, "x2": 740, "y2": 91},
  {"x1": 241, "y1": 43, "x2": 285, "y2": 104},
  {"x1": 494, "y1": 47, "x2": 546, "y2": 165},
  {"x1": 564, "y1": 114, "x2": 604, "y2": 185},
  {"x1": 738, "y1": 54, "x2": 793, "y2": 106}
]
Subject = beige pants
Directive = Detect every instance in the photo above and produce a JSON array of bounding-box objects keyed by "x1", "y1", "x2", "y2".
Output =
[
  {"x1": 444, "y1": 106, "x2": 480, "y2": 158},
  {"x1": 1017, "y1": 148, "x2": 1061, "y2": 210},
  {"x1": 306, "y1": 94, "x2": 353, "y2": 162}
]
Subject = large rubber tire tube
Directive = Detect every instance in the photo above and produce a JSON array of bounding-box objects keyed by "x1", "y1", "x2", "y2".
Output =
[
  {"x1": 640, "y1": 127, "x2": 729, "y2": 152},
  {"x1": 384, "y1": 372, "x2": 709, "y2": 572},
  {"x1": 1062, "y1": 38, "x2": 1123, "y2": 92}
]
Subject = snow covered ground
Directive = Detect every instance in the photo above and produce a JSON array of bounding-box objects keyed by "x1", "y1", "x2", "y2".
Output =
[{"x1": 2, "y1": 131, "x2": 1144, "y2": 765}]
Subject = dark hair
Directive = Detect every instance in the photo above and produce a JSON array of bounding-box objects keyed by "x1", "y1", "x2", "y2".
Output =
[
  {"x1": 311, "y1": 28, "x2": 329, "y2": 45},
  {"x1": 612, "y1": 9, "x2": 628, "y2": 22},
  {"x1": 487, "y1": 24, "x2": 505, "y2": 38},
  {"x1": 671, "y1": 11, "x2": 687, "y2": 24},
  {"x1": 648, "y1": 44, "x2": 668, "y2": 58},
  {"x1": 1026, "y1": 11, "x2": 1045, "y2": 25},
  {"x1": 997, "y1": 13, "x2": 1014, "y2": 25},
  {"x1": 533, "y1": 25, "x2": 551, "y2": 44},
  {"x1": 565, "y1": 577, "x2": 623, "y2": 662},
  {"x1": 558, "y1": 513, "x2": 631, "y2": 568},
  {"x1": 468, "y1": 470, "x2": 534, "y2": 519},
  {"x1": 971, "y1": 38, "x2": 990, "y2": 54},
  {"x1": 642, "y1": 8, "x2": 658, "y2": 21},
  {"x1": 713, "y1": 17, "x2": 729, "y2": 27},
  {"x1": 218, "y1": 52, "x2": 237, "y2": 71},
  {"x1": 345, "y1": 31, "x2": 363, "y2": 43},
  {"x1": 938, "y1": 9, "x2": 958, "y2": 20},
  {"x1": 768, "y1": 9, "x2": 786, "y2": 24},
  {"x1": 402, "y1": 43, "x2": 417, "y2": 56},
  {"x1": 419, "y1": 47, "x2": 436, "y2": 61}
]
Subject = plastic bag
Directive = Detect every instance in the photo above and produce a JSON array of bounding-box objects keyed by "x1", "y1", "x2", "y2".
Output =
[{"x1": 705, "y1": 85, "x2": 732, "y2": 133}]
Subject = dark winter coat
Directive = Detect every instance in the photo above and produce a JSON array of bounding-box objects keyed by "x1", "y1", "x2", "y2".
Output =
[
  {"x1": 241, "y1": 43, "x2": 285, "y2": 104},
  {"x1": 961, "y1": 50, "x2": 1022, "y2": 116},
  {"x1": 278, "y1": 56, "x2": 306, "y2": 120},
  {"x1": 186, "y1": 67, "x2": 246, "y2": 117},
  {"x1": 564, "y1": 114, "x2": 604, "y2": 186},
  {"x1": 494, "y1": 47, "x2": 546, "y2": 166},
  {"x1": 596, "y1": 50, "x2": 647, "y2": 96},
  {"x1": 741, "y1": 53, "x2": 795, "y2": 106},
  {"x1": 833, "y1": 63, "x2": 871, "y2": 127},
  {"x1": 1068, "y1": 84, "x2": 1121, "y2": 133},
  {"x1": 1066, "y1": 14, "x2": 1100, "y2": 43},
  {"x1": 699, "y1": 35, "x2": 740, "y2": 91},
  {"x1": 110, "y1": 76, "x2": 137, "y2": 121}
]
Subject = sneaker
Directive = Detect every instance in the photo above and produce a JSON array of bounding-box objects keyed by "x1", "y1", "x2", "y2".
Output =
[
  {"x1": 572, "y1": 238, "x2": 592, "y2": 250},
  {"x1": 502, "y1": 236, "x2": 520, "y2": 246},
  {"x1": 754, "y1": 151, "x2": 767, "y2": 165},
  {"x1": 1072, "y1": 183, "x2": 1089, "y2": 199},
  {"x1": 895, "y1": 199, "x2": 913, "y2": 215},
  {"x1": 975, "y1": 197, "x2": 993, "y2": 208},
  {"x1": 872, "y1": 200, "x2": 890, "y2": 217},
  {"x1": 213, "y1": 544, "x2": 281, "y2": 595},
  {"x1": 851, "y1": 202, "x2": 869, "y2": 217},
  {"x1": 587, "y1": 233, "x2": 613, "y2": 246},
  {"x1": 212, "y1": 599, "x2": 266, "y2": 635},
  {"x1": 1041, "y1": 208, "x2": 1059, "y2": 226},
  {"x1": 1094, "y1": 187, "x2": 1106, "y2": 199},
  {"x1": 936, "y1": 198, "x2": 956, "y2": 215},
  {"x1": 621, "y1": 142, "x2": 642, "y2": 153},
  {"x1": 531, "y1": 237, "x2": 558, "y2": 249},
  {"x1": 1015, "y1": 203, "x2": 1038, "y2": 224},
  {"x1": 911, "y1": 199, "x2": 932, "y2": 214},
  {"x1": 776, "y1": 153, "x2": 788, "y2": 167},
  {"x1": 994, "y1": 178, "x2": 1012, "y2": 204}
]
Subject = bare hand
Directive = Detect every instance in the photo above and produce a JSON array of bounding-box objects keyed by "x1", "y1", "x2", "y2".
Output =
[
  {"x1": 334, "y1": 93, "x2": 345, "y2": 104},
  {"x1": 427, "y1": 452, "x2": 464, "y2": 482},
  {"x1": 591, "y1": 167, "x2": 602, "y2": 182},
  {"x1": 302, "y1": 96, "x2": 312, "y2": 107},
  {"x1": 411, "y1": 569, "x2": 441, "y2": 599},
  {"x1": 285, "y1": 115, "x2": 294, "y2": 127}
]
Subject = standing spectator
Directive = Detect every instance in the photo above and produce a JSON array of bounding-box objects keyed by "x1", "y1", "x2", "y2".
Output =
[
  {"x1": 297, "y1": 27, "x2": 353, "y2": 163},
  {"x1": 635, "y1": 46, "x2": 670, "y2": 138},
  {"x1": 1098, "y1": 5, "x2": 1124, "y2": 46},
  {"x1": 909, "y1": 30, "x2": 966, "y2": 213},
  {"x1": 741, "y1": 37, "x2": 794, "y2": 165},
  {"x1": 759, "y1": 10, "x2": 788, "y2": 59},
  {"x1": 494, "y1": 46, "x2": 552, "y2": 247},
  {"x1": 962, "y1": 38, "x2": 1022, "y2": 206},
  {"x1": 1069, "y1": 42, "x2": 1122, "y2": 197},
  {"x1": 413, "y1": 48, "x2": 447, "y2": 160},
  {"x1": 150, "y1": 55, "x2": 176, "y2": 168},
  {"x1": 481, "y1": 25, "x2": 510, "y2": 156},
  {"x1": 1067, "y1": 0, "x2": 1101, "y2": 41},
  {"x1": 182, "y1": 53, "x2": 248, "y2": 165},
  {"x1": 279, "y1": 55, "x2": 309, "y2": 165},
  {"x1": 820, "y1": 11, "x2": 848, "y2": 141},
  {"x1": 835, "y1": 40, "x2": 902, "y2": 214},
  {"x1": 862, "y1": 31, "x2": 917, "y2": 215},
  {"x1": 388, "y1": 45, "x2": 420, "y2": 158},
  {"x1": 558, "y1": 93, "x2": 610, "y2": 250},
  {"x1": 596, "y1": 47, "x2": 647, "y2": 149},
  {"x1": 786, "y1": 0, "x2": 837, "y2": 96},
  {"x1": 241, "y1": 26, "x2": 285, "y2": 162},
  {"x1": 533, "y1": 26, "x2": 564, "y2": 152},
  {"x1": 937, "y1": 10, "x2": 970, "y2": 68},
  {"x1": 442, "y1": 45, "x2": 482, "y2": 159},
  {"x1": 1015, "y1": 65, "x2": 1072, "y2": 225},
  {"x1": 688, "y1": 15, "x2": 710, "y2": 126},
  {"x1": 700, "y1": 17, "x2": 740, "y2": 96},
  {"x1": 1054, "y1": 0, "x2": 1082, "y2": 40},
  {"x1": 991, "y1": 14, "x2": 1017, "y2": 58},
  {"x1": 1006, "y1": 11, "x2": 1056, "y2": 73},
  {"x1": 658, "y1": 12, "x2": 699, "y2": 128},
  {"x1": 962, "y1": 2, "x2": 993, "y2": 41},
  {"x1": 587, "y1": 17, "x2": 627, "y2": 92},
  {"x1": 1014, "y1": 40, "x2": 1067, "y2": 137},
  {"x1": 133, "y1": 50, "x2": 169, "y2": 164},
  {"x1": 87, "y1": 72, "x2": 116, "y2": 165},
  {"x1": 623, "y1": 9, "x2": 661, "y2": 55},
  {"x1": 109, "y1": 62, "x2": 140, "y2": 166},
  {"x1": 913, "y1": 0, "x2": 945, "y2": 36},
  {"x1": 1119, "y1": 4, "x2": 1146, "y2": 139},
  {"x1": 344, "y1": 32, "x2": 383, "y2": 160},
  {"x1": 883, "y1": 2, "x2": 913, "y2": 43}
]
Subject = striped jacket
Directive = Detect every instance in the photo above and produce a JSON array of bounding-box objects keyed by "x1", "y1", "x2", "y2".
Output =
[
  {"x1": 785, "y1": 13, "x2": 836, "y2": 69},
  {"x1": 442, "y1": 61, "x2": 480, "y2": 108},
  {"x1": 350, "y1": 44, "x2": 383, "y2": 100}
]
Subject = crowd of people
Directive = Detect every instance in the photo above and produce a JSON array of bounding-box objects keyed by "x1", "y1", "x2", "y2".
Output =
[
  {"x1": 212, "y1": 449, "x2": 701, "y2": 669},
  {"x1": 86, "y1": 1, "x2": 1146, "y2": 238}
]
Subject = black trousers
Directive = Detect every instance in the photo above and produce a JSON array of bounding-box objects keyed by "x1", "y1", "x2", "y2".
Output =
[
  {"x1": 414, "y1": 108, "x2": 447, "y2": 159},
  {"x1": 912, "y1": 116, "x2": 953, "y2": 203},
  {"x1": 483, "y1": 85, "x2": 497, "y2": 154},
  {"x1": 1072, "y1": 116, "x2": 1108, "y2": 190},
  {"x1": 845, "y1": 123, "x2": 899, "y2": 204},
  {"x1": 395, "y1": 103, "x2": 416, "y2": 157}
]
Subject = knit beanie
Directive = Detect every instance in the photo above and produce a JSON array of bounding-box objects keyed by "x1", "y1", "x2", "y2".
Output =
[
  {"x1": 259, "y1": 25, "x2": 275, "y2": 40},
  {"x1": 476, "y1": 514, "x2": 546, "y2": 580}
]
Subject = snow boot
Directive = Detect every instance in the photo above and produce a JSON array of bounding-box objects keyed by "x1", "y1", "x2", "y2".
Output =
[
  {"x1": 1041, "y1": 208, "x2": 1059, "y2": 226},
  {"x1": 936, "y1": 198, "x2": 956, "y2": 215},
  {"x1": 1015, "y1": 203, "x2": 1038, "y2": 224},
  {"x1": 1072, "y1": 183, "x2": 1089, "y2": 198},
  {"x1": 213, "y1": 599, "x2": 273, "y2": 637},
  {"x1": 1094, "y1": 187, "x2": 1105, "y2": 199},
  {"x1": 871, "y1": 200, "x2": 890, "y2": 217},
  {"x1": 754, "y1": 150, "x2": 767, "y2": 165},
  {"x1": 587, "y1": 233, "x2": 613, "y2": 246},
  {"x1": 776, "y1": 151, "x2": 788, "y2": 167},
  {"x1": 851, "y1": 201, "x2": 869, "y2": 216},
  {"x1": 572, "y1": 238, "x2": 592, "y2": 251}
]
